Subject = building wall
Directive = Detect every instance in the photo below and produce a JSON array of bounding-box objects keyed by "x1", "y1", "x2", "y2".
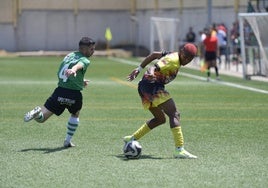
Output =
[
  {"x1": 13, "y1": 10, "x2": 131, "y2": 51},
  {"x1": 0, "y1": 0, "x2": 249, "y2": 52}
]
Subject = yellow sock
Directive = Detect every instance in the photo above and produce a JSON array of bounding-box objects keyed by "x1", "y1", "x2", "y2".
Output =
[
  {"x1": 171, "y1": 126, "x2": 184, "y2": 148},
  {"x1": 133, "y1": 123, "x2": 151, "y2": 140}
]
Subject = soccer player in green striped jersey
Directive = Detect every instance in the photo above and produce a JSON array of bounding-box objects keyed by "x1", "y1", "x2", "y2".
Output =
[{"x1": 24, "y1": 37, "x2": 95, "y2": 148}]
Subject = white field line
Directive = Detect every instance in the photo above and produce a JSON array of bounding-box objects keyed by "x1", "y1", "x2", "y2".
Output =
[
  {"x1": 180, "y1": 72, "x2": 268, "y2": 94},
  {"x1": 109, "y1": 57, "x2": 268, "y2": 95},
  {"x1": 2, "y1": 57, "x2": 268, "y2": 94},
  {"x1": 0, "y1": 80, "x2": 120, "y2": 85},
  {"x1": 0, "y1": 81, "x2": 57, "y2": 85}
]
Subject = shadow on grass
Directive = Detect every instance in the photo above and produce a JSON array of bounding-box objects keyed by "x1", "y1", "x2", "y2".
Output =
[
  {"x1": 115, "y1": 154, "x2": 165, "y2": 160},
  {"x1": 19, "y1": 146, "x2": 68, "y2": 154}
]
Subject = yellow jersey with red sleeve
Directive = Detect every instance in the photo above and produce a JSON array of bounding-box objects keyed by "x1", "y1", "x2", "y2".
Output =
[{"x1": 143, "y1": 52, "x2": 180, "y2": 84}]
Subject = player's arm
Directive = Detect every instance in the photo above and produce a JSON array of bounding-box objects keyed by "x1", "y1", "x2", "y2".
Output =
[
  {"x1": 139, "y1": 51, "x2": 165, "y2": 68},
  {"x1": 127, "y1": 51, "x2": 166, "y2": 81},
  {"x1": 65, "y1": 62, "x2": 84, "y2": 77}
]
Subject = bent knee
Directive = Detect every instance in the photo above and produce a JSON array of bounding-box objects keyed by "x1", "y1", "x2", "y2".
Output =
[
  {"x1": 157, "y1": 116, "x2": 166, "y2": 125},
  {"x1": 175, "y1": 112, "x2": 180, "y2": 119}
]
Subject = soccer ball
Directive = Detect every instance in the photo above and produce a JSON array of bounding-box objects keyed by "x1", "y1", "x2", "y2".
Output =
[{"x1": 123, "y1": 140, "x2": 142, "y2": 159}]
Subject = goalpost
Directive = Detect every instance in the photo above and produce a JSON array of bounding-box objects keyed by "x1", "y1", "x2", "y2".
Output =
[
  {"x1": 238, "y1": 13, "x2": 268, "y2": 79},
  {"x1": 150, "y1": 17, "x2": 180, "y2": 53}
]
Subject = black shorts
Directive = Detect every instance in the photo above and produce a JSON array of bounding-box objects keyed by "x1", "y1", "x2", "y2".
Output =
[
  {"x1": 205, "y1": 51, "x2": 217, "y2": 61},
  {"x1": 44, "y1": 87, "x2": 82, "y2": 116}
]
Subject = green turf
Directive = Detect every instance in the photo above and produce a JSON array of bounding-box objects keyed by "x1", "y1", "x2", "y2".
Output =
[{"x1": 0, "y1": 56, "x2": 267, "y2": 188}]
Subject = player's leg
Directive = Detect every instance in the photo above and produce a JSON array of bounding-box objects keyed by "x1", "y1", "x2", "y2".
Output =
[
  {"x1": 159, "y1": 98, "x2": 183, "y2": 146},
  {"x1": 214, "y1": 59, "x2": 220, "y2": 79},
  {"x1": 204, "y1": 51, "x2": 211, "y2": 81},
  {"x1": 124, "y1": 81, "x2": 168, "y2": 142},
  {"x1": 210, "y1": 59, "x2": 220, "y2": 80},
  {"x1": 64, "y1": 90, "x2": 82, "y2": 148},
  {"x1": 24, "y1": 106, "x2": 42, "y2": 122},
  {"x1": 24, "y1": 106, "x2": 53, "y2": 123},
  {"x1": 147, "y1": 106, "x2": 166, "y2": 129},
  {"x1": 211, "y1": 51, "x2": 220, "y2": 79},
  {"x1": 35, "y1": 106, "x2": 53, "y2": 122},
  {"x1": 124, "y1": 107, "x2": 166, "y2": 142},
  {"x1": 64, "y1": 111, "x2": 80, "y2": 148},
  {"x1": 160, "y1": 98, "x2": 197, "y2": 159},
  {"x1": 206, "y1": 63, "x2": 211, "y2": 81},
  {"x1": 24, "y1": 88, "x2": 62, "y2": 123}
]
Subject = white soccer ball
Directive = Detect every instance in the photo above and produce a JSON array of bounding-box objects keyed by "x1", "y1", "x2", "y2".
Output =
[{"x1": 123, "y1": 140, "x2": 142, "y2": 159}]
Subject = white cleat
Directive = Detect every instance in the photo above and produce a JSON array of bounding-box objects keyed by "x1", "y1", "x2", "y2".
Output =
[
  {"x1": 123, "y1": 135, "x2": 134, "y2": 143},
  {"x1": 63, "y1": 140, "x2": 75, "y2": 148},
  {"x1": 174, "y1": 147, "x2": 197, "y2": 159},
  {"x1": 24, "y1": 106, "x2": 41, "y2": 122}
]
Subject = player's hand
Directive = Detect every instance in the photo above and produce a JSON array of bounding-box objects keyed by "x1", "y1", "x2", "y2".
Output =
[
  {"x1": 65, "y1": 69, "x2": 77, "y2": 77},
  {"x1": 127, "y1": 68, "x2": 140, "y2": 81},
  {"x1": 83, "y1": 79, "x2": 90, "y2": 87}
]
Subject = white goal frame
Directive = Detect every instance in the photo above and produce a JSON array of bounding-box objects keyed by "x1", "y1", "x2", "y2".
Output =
[
  {"x1": 238, "y1": 13, "x2": 268, "y2": 79},
  {"x1": 150, "y1": 17, "x2": 179, "y2": 53}
]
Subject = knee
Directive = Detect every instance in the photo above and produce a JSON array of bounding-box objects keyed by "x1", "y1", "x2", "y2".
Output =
[
  {"x1": 157, "y1": 116, "x2": 166, "y2": 125},
  {"x1": 175, "y1": 111, "x2": 180, "y2": 120},
  {"x1": 168, "y1": 111, "x2": 180, "y2": 119},
  {"x1": 169, "y1": 111, "x2": 180, "y2": 122},
  {"x1": 168, "y1": 112, "x2": 181, "y2": 128},
  {"x1": 147, "y1": 116, "x2": 166, "y2": 128}
]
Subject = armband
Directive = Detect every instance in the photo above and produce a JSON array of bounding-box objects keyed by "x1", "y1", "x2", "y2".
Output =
[{"x1": 137, "y1": 65, "x2": 143, "y2": 72}]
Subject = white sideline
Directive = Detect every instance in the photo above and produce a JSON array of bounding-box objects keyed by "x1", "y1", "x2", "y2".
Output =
[
  {"x1": 0, "y1": 80, "x2": 120, "y2": 85},
  {"x1": 180, "y1": 72, "x2": 268, "y2": 94},
  {"x1": 109, "y1": 57, "x2": 268, "y2": 95}
]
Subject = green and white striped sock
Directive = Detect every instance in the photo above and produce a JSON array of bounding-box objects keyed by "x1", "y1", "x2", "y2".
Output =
[{"x1": 65, "y1": 117, "x2": 79, "y2": 142}]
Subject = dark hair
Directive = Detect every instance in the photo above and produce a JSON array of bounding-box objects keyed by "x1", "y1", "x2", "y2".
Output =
[{"x1": 79, "y1": 37, "x2": 95, "y2": 47}]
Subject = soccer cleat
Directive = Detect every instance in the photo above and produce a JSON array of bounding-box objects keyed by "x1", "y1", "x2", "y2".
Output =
[
  {"x1": 63, "y1": 140, "x2": 75, "y2": 148},
  {"x1": 123, "y1": 135, "x2": 134, "y2": 143},
  {"x1": 24, "y1": 106, "x2": 42, "y2": 122},
  {"x1": 174, "y1": 147, "x2": 197, "y2": 159}
]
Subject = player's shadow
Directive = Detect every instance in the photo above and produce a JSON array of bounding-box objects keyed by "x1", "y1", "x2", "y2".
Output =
[
  {"x1": 115, "y1": 154, "x2": 164, "y2": 160},
  {"x1": 19, "y1": 147, "x2": 68, "y2": 154}
]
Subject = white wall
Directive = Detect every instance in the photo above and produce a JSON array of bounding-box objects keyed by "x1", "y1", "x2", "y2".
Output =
[{"x1": 0, "y1": 6, "x2": 247, "y2": 52}]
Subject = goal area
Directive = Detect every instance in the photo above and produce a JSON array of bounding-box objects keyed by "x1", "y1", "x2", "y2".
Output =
[
  {"x1": 238, "y1": 13, "x2": 268, "y2": 79},
  {"x1": 150, "y1": 17, "x2": 179, "y2": 53}
]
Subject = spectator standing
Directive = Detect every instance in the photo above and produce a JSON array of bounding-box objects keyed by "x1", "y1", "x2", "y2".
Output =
[
  {"x1": 217, "y1": 23, "x2": 229, "y2": 69},
  {"x1": 203, "y1": 28, "x2": 220, "y2": 81},
  {"x1": 185, "y1": 27, "x2": 196, "y2": 43}
]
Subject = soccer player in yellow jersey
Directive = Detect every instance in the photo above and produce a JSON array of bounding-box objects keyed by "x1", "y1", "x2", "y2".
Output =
[{"x1": 124, "y1": 43, "x2": 198, "y2": 159}]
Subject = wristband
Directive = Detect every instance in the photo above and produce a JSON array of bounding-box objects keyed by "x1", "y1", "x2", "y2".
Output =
[
  {"x1": 137, "y1": 65, "x2": 143, "y2": 72},
  {"x1": 161, "y1": 51, "x2": 169, "y2": 57}
]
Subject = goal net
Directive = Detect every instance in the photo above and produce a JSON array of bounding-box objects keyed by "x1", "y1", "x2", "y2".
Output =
[
  {"x1": 150, "y1": 17, "x2": 179, "y2": 53},
  {"x1": 238, "y1": 13, "x2": 268, "y2": 79}
]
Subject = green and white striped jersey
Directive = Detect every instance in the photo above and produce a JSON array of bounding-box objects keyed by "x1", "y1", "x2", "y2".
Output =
[{"x1": 57, "y1": 51, "x2": 90, "y2": 90}]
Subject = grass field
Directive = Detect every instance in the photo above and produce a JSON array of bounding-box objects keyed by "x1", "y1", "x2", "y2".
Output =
[{"x1": 0, "y1": 56, "x2": 267, "y2": 188}]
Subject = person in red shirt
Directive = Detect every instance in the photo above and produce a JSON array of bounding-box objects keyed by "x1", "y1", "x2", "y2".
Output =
[{"x1": 203, "y1": 28, "x2": 220, "y2": 81}]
